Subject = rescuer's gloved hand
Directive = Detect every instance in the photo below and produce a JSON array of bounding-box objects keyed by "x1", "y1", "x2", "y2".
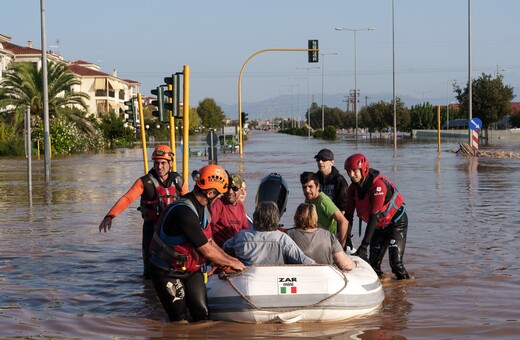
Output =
[{"x1": 353, "y1": 243, "x2": 368, "y2": 261}]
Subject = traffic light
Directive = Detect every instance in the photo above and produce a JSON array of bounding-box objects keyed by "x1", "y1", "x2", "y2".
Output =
[
  {"x1": 151, "y1": 86, "x2": 167, "y2": 122},
  {"x1": 124, "y1": 98, "x2": 135, "y2": 126},
  {"x1": 308, "y1": 39, "x2": 319, "y2": 63},
  {"x1": 240, "y1": 111, "x2": 248, "y2": 128},
  {"x1": 163, "y1": 73, "x2": 182, "y2": 117}
]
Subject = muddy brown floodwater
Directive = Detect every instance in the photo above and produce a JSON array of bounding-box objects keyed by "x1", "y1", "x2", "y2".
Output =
[{"x1": 1, "y1": 131, "x2": 519, "y2": 339}]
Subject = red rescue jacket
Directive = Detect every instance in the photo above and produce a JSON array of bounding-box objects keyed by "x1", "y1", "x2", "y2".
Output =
[
  {"x1": 352, "y1": 174, "x2": 405, "y2": 229},
  {"x1": 139, "y1": 173, "x2": 181, "y2": 223},
  {"x1": 149, "y1": 198, "x2": 211, "y2": 272}
]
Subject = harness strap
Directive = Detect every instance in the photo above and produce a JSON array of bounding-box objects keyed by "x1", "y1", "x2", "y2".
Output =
[
  {"x1": 377, "y1": 178, "x2": 403, "y2": 220},
  {"x1": 392, "y1": 204, "x2": 406, "y2": 223},
  {"x1": 152, "y1": 232, "x2": 185, "y2": 260}
]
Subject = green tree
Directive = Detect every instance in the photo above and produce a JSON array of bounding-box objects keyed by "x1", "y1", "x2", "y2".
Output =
[
  {"x1": 360, "y1": 101, "x2": 389, "y2": 133},
  {"x1": 0, "y1": 61, "x2": 90, "y2": 127},
  {"x1": 455, "y1": 73, "x2": 515, "y2": 139},
  {"x1": 409, "y1": 102, "x2": 436, "y2": 130},
  {"x1": 0, "y1": 61, "x2": 103, "y2": 154},
  {"x1": 96, "y1": 112, "x2": 136, "y2": 147},
  {"x1": 341, "y1": 111, "x2": 356, "y2": 130},
  {"x1": 322, "y1": 125, "x2": 337, "y2": 140},
  {"x1": 325, "y1": 107, "x2": 346, "y2": 129},
  {"x1": 360, "y1": 98, "x2": 409, "y2": 134},
  {"x1": 308, "y1": 102, "x2": 320, "y2": 129},
  {"x1": 188, "y1": 107, "x2": 202, "y2": 132},
  {"x1": 196, "y1": 98, "x2": 225, "y2": 130}
]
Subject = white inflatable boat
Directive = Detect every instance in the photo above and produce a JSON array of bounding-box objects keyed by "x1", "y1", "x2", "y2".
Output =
[{"x1": 206, "y1": 257, "x2": 384, "y2": 323}]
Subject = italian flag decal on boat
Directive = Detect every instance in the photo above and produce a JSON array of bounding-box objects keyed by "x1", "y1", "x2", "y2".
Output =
[{"x1": 278, "y1": 277, "x2": 298, "y2": 294}]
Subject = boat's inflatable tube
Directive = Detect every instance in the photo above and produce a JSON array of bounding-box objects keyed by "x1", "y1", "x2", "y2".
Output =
[{"x1": 207, "y1": 257, "x2": 384, "y2": 323}]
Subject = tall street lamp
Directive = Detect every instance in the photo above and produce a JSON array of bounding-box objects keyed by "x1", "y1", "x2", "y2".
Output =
[
  {"x1": 320, "y1": 52, "x2": 339, "y2": 131},
  {"x1": 282, "y1": 84, "x2": 299, "y2": 128},
  {"x1": 335, "y1": 26, "x2": 375, "y2": 140},
  {"x1": 288, "y1": 77, "x2": 304, "y2": 127},
  {"x1": 293, "y1": 70, "x2": 319, "y2": 136},
  {"x1": 392, "y1": 0, "x2": 396, "y2": 150}
]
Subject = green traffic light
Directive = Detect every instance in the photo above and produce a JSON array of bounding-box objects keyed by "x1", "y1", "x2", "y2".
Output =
[
  {"x1": 124, "y1": 98, "x2": 135, "y2": 126},
  {"x1": 151, "y1": 86, "x2": 167, "y2": 122}
]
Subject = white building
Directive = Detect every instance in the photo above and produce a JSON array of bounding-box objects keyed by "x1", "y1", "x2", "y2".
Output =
[{"x1": 0, "y1": 33, "x2": 140, "y2": 118}]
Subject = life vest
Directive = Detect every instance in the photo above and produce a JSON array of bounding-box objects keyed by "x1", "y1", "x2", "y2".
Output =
[
  {"x1": 139, "y1": 174, "x2": 179, "y2": 223},
  {"x1": 149, "y1": 198, "x2": 212, "y2": 272},
  {"x1": 353, "y1": 174, "x2": 406, "y2": 229}
]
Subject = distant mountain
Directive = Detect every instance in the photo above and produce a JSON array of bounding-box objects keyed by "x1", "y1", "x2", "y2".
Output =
[{"x1": 218, "y1": 93, "x2": 446, "y2": 121}]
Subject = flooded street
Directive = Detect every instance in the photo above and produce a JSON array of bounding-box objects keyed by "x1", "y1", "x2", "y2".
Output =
[{"x1": 1, "y1": 131, "x2": 519, "y2": 339}]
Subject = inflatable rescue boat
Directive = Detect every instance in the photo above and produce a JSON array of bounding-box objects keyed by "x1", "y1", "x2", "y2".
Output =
[
  {"x1": 206, "y1": 173, "x2": 385, "y2": 323},
  {"x1": 207, "y1": 258, "x2": 383, "y2": 323}
]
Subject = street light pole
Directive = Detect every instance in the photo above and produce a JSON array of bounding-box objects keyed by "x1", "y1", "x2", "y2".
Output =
[
  {"x1": 335, "y1": 26, "x2": 375, "y2": 140},
  {"x1": 320, "y1": 52, "x2": 339, "y2": 131},
  {"x1": 288, "y1": 77, "x2": 305, "y2": 128},
  {"x1": 297, "y1": 66, "x2": 320, "y2": 137},
  {"x1": 467, "y1": 0, "x2": 473, "y2": 145},
  {"x1": 392, "y1": 0, "x2": 397, "y2": 150}
]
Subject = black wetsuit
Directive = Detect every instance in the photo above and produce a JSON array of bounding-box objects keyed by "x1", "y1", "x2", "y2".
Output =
[{"x1": 148, "y1": 193, "x2": 210, "y2": 322}]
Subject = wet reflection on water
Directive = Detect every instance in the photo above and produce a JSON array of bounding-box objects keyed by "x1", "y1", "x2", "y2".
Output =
[{"x1": 1, "y1": 132, "x2": 519, "y2": 339}]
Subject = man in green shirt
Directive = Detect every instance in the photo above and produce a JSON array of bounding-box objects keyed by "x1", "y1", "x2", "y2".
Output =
[{"x1": 300, "y1": 171, "x2": 349, "y2": 249}]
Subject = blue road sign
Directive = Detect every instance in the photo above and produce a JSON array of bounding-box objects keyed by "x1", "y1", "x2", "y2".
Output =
[{"x1": 470, "y1": 118, "x2": 482, "y2": 131}]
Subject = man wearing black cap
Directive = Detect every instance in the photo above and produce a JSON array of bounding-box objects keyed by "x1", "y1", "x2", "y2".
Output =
[{"x1": 314, "y1": 148, "x2": 352, "y2": 249}]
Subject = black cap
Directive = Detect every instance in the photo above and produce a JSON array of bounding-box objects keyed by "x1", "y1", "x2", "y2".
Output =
[{"x1": 314, "y1": 149, "x2": 334, "y2": 161}]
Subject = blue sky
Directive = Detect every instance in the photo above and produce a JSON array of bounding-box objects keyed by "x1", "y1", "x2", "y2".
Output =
[{"x1": 3, "y1": 0, "x2": 520, "y2": 114}]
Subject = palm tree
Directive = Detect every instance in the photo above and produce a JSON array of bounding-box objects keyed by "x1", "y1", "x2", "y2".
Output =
[{"x1": 0, "y1": 60, "x2": 91, "y2": 132}]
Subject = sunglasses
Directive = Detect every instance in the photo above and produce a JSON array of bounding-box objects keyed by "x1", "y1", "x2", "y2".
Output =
[
  {"x1": 230, "y1": 186, "x2": 241, "y2": 192},
  {"x1": 155, "y1": 150, "x2": 173, "y2": 156}
]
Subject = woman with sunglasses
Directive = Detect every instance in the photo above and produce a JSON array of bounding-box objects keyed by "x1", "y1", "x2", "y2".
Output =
[{"x1": 98, "y1": 144, "x2": 188, "y2": 279}]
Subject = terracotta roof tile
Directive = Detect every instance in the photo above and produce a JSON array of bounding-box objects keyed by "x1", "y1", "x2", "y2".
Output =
[
  {"x1": 0, "y1": 33, "x2": 12, "y2": 42},
  {"x1": 69, "y1": 60, "x2": 93, "y2": 66},
  {"x1": 2, "y1": 39, "x2": 141, "y2": 86},
  {"x1": 2, "y1": 41, "x2": 41, "y2": 55},
  {"x1": 67, "y1": 64, "x2": 109, "y2": 77},
  {"x1": 123, "y1": 79, "x2": 140, "y2": 84}
]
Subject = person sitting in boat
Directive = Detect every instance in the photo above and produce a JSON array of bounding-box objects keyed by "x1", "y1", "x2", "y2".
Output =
[
  {"x1": 209, "y1": 173, "x2": 250, "y2": 248},
  {"x1": 223, "y1": 201, "x2": 315, "y2": 266},
  {"x1": 287, "y1": 203, "x2": 356, "y2": 271},
  {"x1": 238, "y1": 179, "x2": 253, "y2": 229},
  {"x1": 300, "y1": 171, "x2": 349, "y2": 249}
]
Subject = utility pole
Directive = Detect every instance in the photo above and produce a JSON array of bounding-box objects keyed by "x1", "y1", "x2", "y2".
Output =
[{"x1": 40, "y1": 0, "x2": 51, "y2": 181}]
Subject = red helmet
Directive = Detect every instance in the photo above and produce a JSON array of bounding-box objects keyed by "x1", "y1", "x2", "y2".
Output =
[
  {"x1": 152, "y1": 145, "x2": 173, "y2": 161},
  {"x1": 196, "y1": 164, "x2": 229, "y2": 194},
  {"x1": 344, "y1": 153, "x2": 370, "y2": 177}
]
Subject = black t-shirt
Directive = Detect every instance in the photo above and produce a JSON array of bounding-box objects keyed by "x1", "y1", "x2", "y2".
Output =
[{"x1": 161, "y1": 192, "x2": 209, "y2": 249}]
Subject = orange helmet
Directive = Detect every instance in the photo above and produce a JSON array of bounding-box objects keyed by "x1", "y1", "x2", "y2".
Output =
[
  {"x1": 152, "y1": 145, "x2": 173, "y2": 161},
  {"x1": 196, "y1": 164, "x2": 229, "y2": 194}
]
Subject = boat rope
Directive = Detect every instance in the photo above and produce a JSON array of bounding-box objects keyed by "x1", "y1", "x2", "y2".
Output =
[{"x1": 218, "y1": 264, "x2": 349, "y2": 313}]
